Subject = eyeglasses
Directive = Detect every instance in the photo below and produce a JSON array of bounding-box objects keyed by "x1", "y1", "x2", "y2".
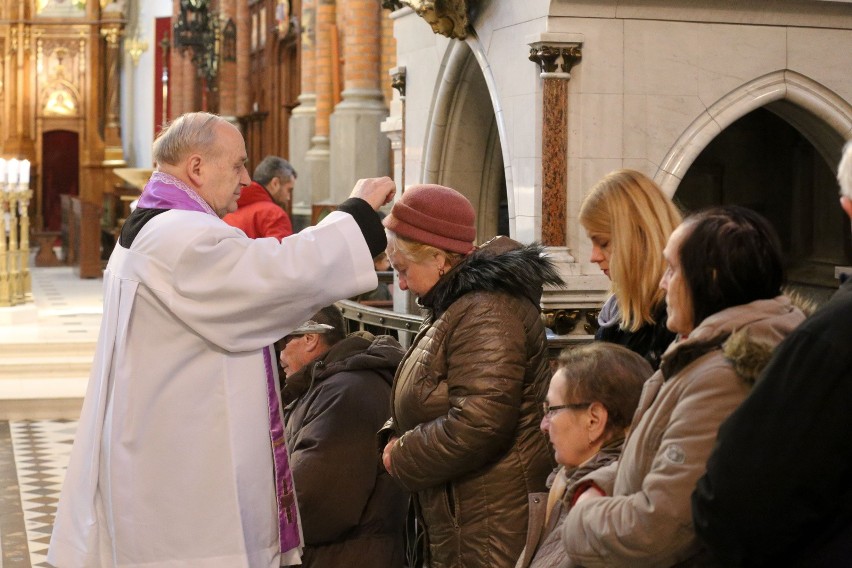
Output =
[{"x1": 542, "y1": 401, "x2": 592, "y2": 418}]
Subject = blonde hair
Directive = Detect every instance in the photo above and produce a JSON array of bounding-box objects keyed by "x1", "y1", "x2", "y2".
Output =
[
  {"x1": 152, "y1": 112, "x2": 227, "y2": 167},
  {"x1": 386, "y1": 230, "x2": 464, "y2": 267},
  {"x1": 579, "y1": 169, "x2": 682, "y2": 332}
]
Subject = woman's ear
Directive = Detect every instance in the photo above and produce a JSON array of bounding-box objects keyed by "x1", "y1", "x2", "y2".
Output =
[{"x1": 587, "y1": 402, "x2": 609, "y2": 443}]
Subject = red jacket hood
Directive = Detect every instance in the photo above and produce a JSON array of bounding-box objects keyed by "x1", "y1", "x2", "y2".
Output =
[{"x1": 236, "y1": 181, "x2": 274, "y2": 207}]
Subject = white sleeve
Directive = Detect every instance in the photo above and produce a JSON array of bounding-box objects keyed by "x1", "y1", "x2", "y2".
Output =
[{"x1": 135, "y1": 210, "x2": 377, "y2": 352}]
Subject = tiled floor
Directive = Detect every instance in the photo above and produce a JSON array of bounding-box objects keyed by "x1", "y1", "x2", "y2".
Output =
[
  {"x1": 0, "y1": 265, "x2": 101, "y2": 566},
  {"x1": 0, "y1": 420, "x2": 76, "y2": 568}
]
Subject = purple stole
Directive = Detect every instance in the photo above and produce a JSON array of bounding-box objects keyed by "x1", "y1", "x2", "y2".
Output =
[{"x1": 138, "y1": 172, "x2": 302, "y2": 555}]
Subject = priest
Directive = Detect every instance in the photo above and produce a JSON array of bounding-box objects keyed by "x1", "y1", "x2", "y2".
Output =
[{"x1": 48, "y1": 112, "x2": 395, "y2": 568}]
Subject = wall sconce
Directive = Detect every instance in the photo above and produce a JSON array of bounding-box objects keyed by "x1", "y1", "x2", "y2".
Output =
[
  {"x1": 173, "y1": 0, "x2": 220, "y2": 88},
  {"x1": 125, "y1": 33, "x2": 149, "y2": 66}
]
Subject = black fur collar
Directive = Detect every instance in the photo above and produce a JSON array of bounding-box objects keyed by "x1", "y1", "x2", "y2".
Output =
[{"x1": 420, "y1": 236, "x2": 564, "y2": 319}]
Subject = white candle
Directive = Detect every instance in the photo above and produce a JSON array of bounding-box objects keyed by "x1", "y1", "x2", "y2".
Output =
[
  {"x1": 7, "y1": 159, "x2": 19, "y2": 184},
  {"x1": 20, "y1": 159, "x2": 30, "y2": 185},
  {"x1": 0, "y1": 159, "x2": 6, "y2": 184}
]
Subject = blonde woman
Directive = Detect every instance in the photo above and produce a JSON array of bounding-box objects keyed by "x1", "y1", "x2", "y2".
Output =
[
  {"x1": 379, "y1": 184, "x2": 562, "y2": 567},
  {"x1": 579, "y1": 169, "x2": 682, "y2": 369}
]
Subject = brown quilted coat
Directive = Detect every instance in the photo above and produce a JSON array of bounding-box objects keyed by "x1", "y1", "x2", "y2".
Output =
[{"x1": 384, "y1": 237, "x2": 562, "y2": 568}]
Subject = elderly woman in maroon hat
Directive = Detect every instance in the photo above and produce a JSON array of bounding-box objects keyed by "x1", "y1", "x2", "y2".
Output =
[{"x1": 379, "y1": 184, "x2": 563, "y2": 568}]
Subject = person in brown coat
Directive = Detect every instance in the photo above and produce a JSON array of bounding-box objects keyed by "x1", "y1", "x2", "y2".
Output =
[{"x1": 379, "y1": 184, "x2": 563, "y2": 568}]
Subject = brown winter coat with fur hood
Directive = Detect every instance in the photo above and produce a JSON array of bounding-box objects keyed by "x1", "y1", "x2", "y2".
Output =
[
  {"x1": 383, "y1": 236, "x2": 562, "y2": 568},
  {"x1": 561, "y1": 295, "x2": 805, "y2": 568}
]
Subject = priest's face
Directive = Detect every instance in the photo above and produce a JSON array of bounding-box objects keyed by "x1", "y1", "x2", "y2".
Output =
[{"x1": 204, "y1": 123, "x2": 251, "y2": 217}]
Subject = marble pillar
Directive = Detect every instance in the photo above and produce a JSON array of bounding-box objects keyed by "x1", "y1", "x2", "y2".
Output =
[
  {"x1": 529, "y1": 42, "x2": 581, "y2": 247},
  {"x1": 530, "y1": 40, "x2": 604, "y2": 340}
]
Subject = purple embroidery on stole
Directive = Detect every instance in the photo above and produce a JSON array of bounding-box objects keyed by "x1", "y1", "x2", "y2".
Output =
[
  {"x1": 137, "y1": 172, "x2": 218, "y2": 216},
  {"x1": 262, "y1": 347, "x2": 301, "y2": 553}
]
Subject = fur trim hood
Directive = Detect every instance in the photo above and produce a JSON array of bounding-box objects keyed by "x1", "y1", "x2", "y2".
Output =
[
  {"x1": 660, "y1": 295, "x2": 804, "y2": 384},
  {"x1": 419, "y1": 236, "x2": 565, "y2": 319}
]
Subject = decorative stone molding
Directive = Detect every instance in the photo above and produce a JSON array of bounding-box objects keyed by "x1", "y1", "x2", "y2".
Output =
[
  {"x1": 542, "y1": 308, "x2": 600, "y2": 337},
  {"x1": 390, "y1": 66, "x2": 406, "y2": 98},
  {"x1": 528, "y1": 42, "x2": 582, "y2": 80},
  {"x1": 400, "y1": 0, "x2": 472, "y2": 40}
]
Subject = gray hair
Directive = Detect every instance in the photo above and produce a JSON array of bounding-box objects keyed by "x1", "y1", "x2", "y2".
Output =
[
  {"x1": 253, "y1": 155, "x2": 297, "y2": 187},
  {"x1": 152, "y1": 112, "x2": 228, "y2": 167},
  {"x1": 838, "y1": 140, "x2": 852, "y2": 200}
]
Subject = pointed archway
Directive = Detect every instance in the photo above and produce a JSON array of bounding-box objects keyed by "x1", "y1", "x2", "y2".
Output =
[{"x1": 422, "y1": 40, "x2": 509, "y2": 242}]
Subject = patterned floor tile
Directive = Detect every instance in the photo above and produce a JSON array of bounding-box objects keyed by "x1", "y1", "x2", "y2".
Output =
[{"x1": 7, "y1": 420, "x2": 78, "y2": 568}]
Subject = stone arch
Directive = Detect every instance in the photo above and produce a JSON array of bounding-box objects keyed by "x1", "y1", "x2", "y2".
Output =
[
  {"x1": 656, "y1": 70, "x2": 852, "y2": 197},
  {"x1": 422, "y1": 37, "x2": 511, "y2": 241}
]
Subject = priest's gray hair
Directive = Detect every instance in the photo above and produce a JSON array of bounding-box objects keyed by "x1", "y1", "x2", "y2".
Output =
[
  {"x1": 153, "y1": 112, "x2": 227, "y2": 167},
  {"x1": 839, "y1": 140, "x2": 852, "y2": 199}
]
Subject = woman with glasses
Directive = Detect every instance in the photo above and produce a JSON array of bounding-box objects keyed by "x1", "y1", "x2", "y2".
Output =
[
  {"x1": 515, "y1": 343, "x2": 651, "y2": 568},
  {"x1": 561, "y1": 206, "x2": 805, "y2": 567},
  {"x1": 378, "y1": 184, "x2": 562, "y2": 567},
  {"x1": 579, "y1": 169, "x2": 682, "y2": 369}
]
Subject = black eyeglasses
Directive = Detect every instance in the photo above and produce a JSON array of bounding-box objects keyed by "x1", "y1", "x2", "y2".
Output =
[{"x1": 542, "y1": 401, "x2": 592, "y2": 418}]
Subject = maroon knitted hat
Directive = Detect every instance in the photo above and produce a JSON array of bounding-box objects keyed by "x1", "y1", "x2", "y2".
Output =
[{"x1": 383, "y1": 184, "x2": 476, "y2": 254}]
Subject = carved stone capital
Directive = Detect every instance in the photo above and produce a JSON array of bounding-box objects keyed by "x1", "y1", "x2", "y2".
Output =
[
  {"x1": 400, "y1": 0, "x2": 472, "y2": 40},
  {"x1": 390, "y1": 66, "x2": 406, "y2": 98},
  {"x1": 541, "y1": 308, "x2": 601, "y2": 336},
  {"x1": 529, "y1": 42, "x2": 583, "y2": 79}
]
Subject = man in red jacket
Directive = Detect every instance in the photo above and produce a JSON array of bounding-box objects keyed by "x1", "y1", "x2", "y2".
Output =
[{"x1": 224, "y1": 155, "x2": 296, "y2": 240}]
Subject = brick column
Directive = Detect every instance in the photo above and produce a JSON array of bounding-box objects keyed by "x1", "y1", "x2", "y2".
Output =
[
  {"x1": 289, "y1": 0, "x2": 317, "y2": 209},
  {"x1": 328, "y1": 0, "x2": 388, "y2": 203},
  {"x1": 235, "y1": 0, "x2": 251, "y2": 117},
  {"x1": 218, "y1": 0, "x2": 237, "y2": 121},
  {"x1": 305, "y1": 0, "x2": 336, "y2": 203}
]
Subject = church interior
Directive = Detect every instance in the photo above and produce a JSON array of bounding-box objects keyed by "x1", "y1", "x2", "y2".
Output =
[{"x1": 2, "y1": 0, "x2": 852, "y2": 564}]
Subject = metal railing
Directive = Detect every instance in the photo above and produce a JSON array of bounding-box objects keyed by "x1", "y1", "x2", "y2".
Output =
[{"x1": 337, "y1": 294, "x2": 596, "y2": 357}]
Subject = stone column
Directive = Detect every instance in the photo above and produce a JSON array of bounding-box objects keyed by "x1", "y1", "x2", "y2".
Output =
[
  {"x1": 528, "y1": 42, "x2": 581, "y2": 247},
  {"x1": 328, "y1": 0, "x2": 388, "y2": 203},
  {"x1": 289, "y1": 0, "x2": 317, "y2": 210},
  {"x1": 305, "y1": 0, "x2": 336, "y2": 203},
  {"x1": 530, "y1": 39, "x2": 603, "y2": 342}
]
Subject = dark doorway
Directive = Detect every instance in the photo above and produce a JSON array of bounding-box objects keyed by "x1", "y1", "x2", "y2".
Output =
[
  {"x1": 41, "y1": 130, "x2": 80, "y2": 232},
  {"x1": 675, "y1": 108, "x2": 851, "y2": 306}
]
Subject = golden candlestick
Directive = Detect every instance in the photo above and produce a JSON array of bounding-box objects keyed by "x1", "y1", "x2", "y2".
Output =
[
  {"x1": 6, "y1": 190, "x2": 20, "y2": 303},
  {"x1": 18, "y1": 187, "x2": 33, "y2": 301},
  {"x1": 0, "y1": 187, "x2": 10, "y2": 307}
]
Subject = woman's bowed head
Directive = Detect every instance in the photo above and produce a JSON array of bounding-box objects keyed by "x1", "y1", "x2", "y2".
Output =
[
  {"x1": 579, "y1": 169, "x2": 681, "y2": 333},
  {"x1": 660, "y1": 205, "x2": 785, "y2": 338},
  {"x1": 542, "y1": 343, "x2": 650, "y2": 469},
  {"x1": 383, "y1": 184, "x2": 477, "y2": 298}
]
